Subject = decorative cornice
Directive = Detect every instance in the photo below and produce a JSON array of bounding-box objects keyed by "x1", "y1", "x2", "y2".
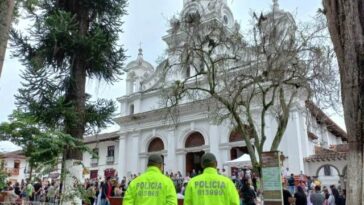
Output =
[{"x1": 305, "y1": 101, "x2": 347, "y2": 141}]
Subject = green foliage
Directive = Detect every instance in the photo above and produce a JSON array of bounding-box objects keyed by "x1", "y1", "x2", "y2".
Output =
[
  {"x1": 0, "y1": 110, "x2": 91, "y2": 168},
  {"x1": 8, "y1": 0, "x2": 127, "y2": 137},
  {"x1": 0, "y1": 169, "x2": 6, "y2": 191}
]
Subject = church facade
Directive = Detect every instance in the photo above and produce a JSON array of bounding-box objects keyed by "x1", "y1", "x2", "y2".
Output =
[{"x1": 82, "y1": 0, "x2": 347, "y2": 187}]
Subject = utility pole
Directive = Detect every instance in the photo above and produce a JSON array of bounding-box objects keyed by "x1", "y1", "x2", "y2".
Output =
[{"x1": 0, "y1": 0, "x2": 15, "y2": 77}]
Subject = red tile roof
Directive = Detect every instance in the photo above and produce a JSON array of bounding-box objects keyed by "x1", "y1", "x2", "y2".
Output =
[{"x1": 305, "y1": 101, "x2": 347, "y2": 141}]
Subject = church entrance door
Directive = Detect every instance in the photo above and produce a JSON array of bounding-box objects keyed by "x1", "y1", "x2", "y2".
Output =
[
  {"x1": 184, "y1": 131, "x2": 206, "y2": 176},
  {"x1": 186, "y1": 151, "x2": 204, "y2": 176}
]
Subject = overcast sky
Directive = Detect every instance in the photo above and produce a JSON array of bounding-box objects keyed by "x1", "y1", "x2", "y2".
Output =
[{"x1": 0, "y1": 0, "x2": 345, "y2": 130}]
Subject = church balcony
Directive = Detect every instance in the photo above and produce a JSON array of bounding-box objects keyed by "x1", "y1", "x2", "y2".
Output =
[
  {"x1": 91, "y1": 158, "x2": 98, "y2": 167},
  {"x1": 106, "y1": 156, "x2": 115, "y2": 164}
]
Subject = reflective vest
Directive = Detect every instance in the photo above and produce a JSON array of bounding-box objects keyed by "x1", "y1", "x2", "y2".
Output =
[
  {"x1": 184, "y1": 167, "x2": 240, "y2": 205},
  {"x1": 122, "y1": 166, "x2": 177, "y2": 205}
]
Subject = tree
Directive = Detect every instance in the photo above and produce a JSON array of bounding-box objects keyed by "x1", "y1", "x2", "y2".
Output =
[
  {"x1": 162, "y1": 5, "x2": 338, "y2": 174},
  {"x1": 8, "y1": 0, "x2": 127, "y2": 202},
  {"x1": 323, "y1": 1, "x2": 364, "y2": 204},
  {"x1": 0, "y1": 110, "x2": 91, "y2": 181},
  {"x1": 0, "y1": 0, "x2": 15, "y2": 76}
]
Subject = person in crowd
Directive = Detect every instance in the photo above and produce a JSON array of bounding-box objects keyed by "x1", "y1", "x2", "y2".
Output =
[
  {"x1": 184, "y1": 153, "x2": 239, "y2": 205},
  {"x1": 341, "y1": 189, "x2": 346, "y2": 205},
  {"x1": 282, "y1": 184, "x2": 294, "y2": 205},
  {"x1": 25, "y1": 179, "x2": 34, "y2": 202},
  {"x1": 322, "y1": 188, "x2": 330, "y2": 205},
  {"x1": 177, "y1": 171, "x2": 182, "y2": 178},
  {"x1": 33, "y1": 179, "x2": 42, "y2": 203},
  {"x1": 221, "y1": 168, "x2": 228, "y2": 177},
  {"x1": 176, "y1": 185, "x2": 184, "y2": 199},
  {"x1": 123, "y1": 154, "x2": 177, "y2": 205},
  {"x1": 113, "y1": 183, "x2": 123, "y2": 197},
  {"x1": 86, "y1": 182, "x2": 96, "y2": 205},
  {"x1": 332, "y1": 187, "x2": 345, "y2": 205},
  {"x1": 307, "y1": 176, "x2": 312, "y2": 192},
  {"x1": 294, "y1": 186, "x2": 307, "y2": 205},
  {"x1": 47, "y1": 181, "x2": 57, "y2": 204},
  {"x1": 100, "y1": 177, "x2": 112, "y2": 205},
  {"x1": 183, "y1": 173, "x2": 191, "y2": 184},
  {"x1": 310, "y1": 185, "x2": 325, "y2": 205},
  {"x1": 14, "y1": 182, "x2": 21, "y2": 196},
  {"x1": 241, "y1": 180, "x2": 256, "y2": 205},
  {"x1": 95, "y1": 181, "x2": 101, "y2": 205},
  {"x1": 4, "y1": 187, "x2": 20, "y2": 205},
  {"x1": 287, "y1": 174, "x2": 295, "y2": 194}
]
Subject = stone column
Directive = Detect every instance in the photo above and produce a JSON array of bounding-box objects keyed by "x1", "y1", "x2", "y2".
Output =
[
  {"x1": 130, "y1": 134, "x2": 140, "y2": 174},
  {"x1": 209, "y1": 123, "x2": 221, "y2": 164},
  {"x1": 176, "y1": 152, "x2": 185, "y2": 175},
  {"x1": 117, "y1": 134, "x2": 127, "y2": 178},
  {"x1": 166, "y1": 128, "x2": 177, "y2": 172}
]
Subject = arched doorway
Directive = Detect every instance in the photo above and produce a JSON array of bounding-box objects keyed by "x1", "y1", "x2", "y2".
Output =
[
  {"x1": 185, "y1": 132, "x2": 205, "y2": 176},
  {"x1": 229, "y1": 127, "x2": 253, "y2": 159},
  {"x1": 147, "y1": 137, "x2": 165, "y2": 163},
  {"x1": 229, "y1": 127, "x2": 252, "y2": 174},
  {"x1": 148, "y1": 138, "x2": 164, "y2": 152},
  {"x1": 317, "y1": 164, "x2": 340, "y2": 187}
]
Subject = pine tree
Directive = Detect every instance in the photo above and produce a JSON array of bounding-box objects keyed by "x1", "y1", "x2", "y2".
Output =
[{"x1": 11, "y1": 0, "x2": 127, "y2": 161}]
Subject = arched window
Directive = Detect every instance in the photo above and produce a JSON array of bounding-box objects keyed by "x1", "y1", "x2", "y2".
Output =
[
  {"x1": 185, "y1": 132, "x2": 205, "y2": 148},
  {"x1": 148, "y1": 138, "x2": 164, "y2": 152},
  {"x1": 129, "y1": 104, "x2": 134, "y2": 115},
  {"x1": 229, "y1": 125, "x2": 254, "y2": 142}
]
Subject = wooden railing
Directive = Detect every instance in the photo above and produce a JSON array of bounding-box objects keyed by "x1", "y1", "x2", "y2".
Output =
[{"x1": 4, "y1": 168, "x2": 19, "y2": 176}]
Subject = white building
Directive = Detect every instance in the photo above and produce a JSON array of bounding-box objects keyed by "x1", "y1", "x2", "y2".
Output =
[
  {"x1": 0, "y1": 150, "x2": 27, "y2": 184},
  {"x1": 82, "y1": 0, "x2": 348, "y2": 187}
]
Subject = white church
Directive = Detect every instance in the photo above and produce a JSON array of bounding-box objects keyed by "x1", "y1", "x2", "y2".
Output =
[{"x1": 82, "y1": 0, "x2": 348, "y2": 187}]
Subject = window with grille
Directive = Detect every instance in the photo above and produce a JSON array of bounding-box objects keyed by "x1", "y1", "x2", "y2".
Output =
[{"x1": 107, "y1": 146, "x2": 115, "y2": 157}]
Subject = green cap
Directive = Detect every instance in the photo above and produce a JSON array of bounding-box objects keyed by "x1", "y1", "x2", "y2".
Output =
[
  {"x1": 201, "y1": 153, "x2": 217, "y2": 167},
  {"x1": 147, "y1": 154, "x2": 164, "y2": 166}
]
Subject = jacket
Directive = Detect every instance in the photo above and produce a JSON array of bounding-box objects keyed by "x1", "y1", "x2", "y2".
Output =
[
  {"x1": 184, "y1": 167, "x2": 240, "y2": 205},
  {"x1": 122, "y1": 166, "x2": 177, "y2": 205},
  {"x1": 310, "y1": 192, "x2": 325, "y2": 205}
]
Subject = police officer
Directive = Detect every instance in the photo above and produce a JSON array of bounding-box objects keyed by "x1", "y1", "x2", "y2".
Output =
[
  {"x1": 184, "y1": 153, "x2": 240, "y2": 205},
  {"x1": 123, "y1": 154, "x2": 177, "y2": 205}
]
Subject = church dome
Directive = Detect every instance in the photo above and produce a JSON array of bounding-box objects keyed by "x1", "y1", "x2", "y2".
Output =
[
  {"x1": 261, "y1": 0, "x2": 297, "y2": 46},
  {"x1": 180, "y1": 0, "x2": 235, "y2": 29},
  {"x1": 125, "y1": 48, "x2": 154, "y2": 73}
]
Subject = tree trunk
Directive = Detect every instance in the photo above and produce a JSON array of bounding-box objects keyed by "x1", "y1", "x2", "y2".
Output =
[
  {"x1": 61, "y1": 0, "x2": 89, "y2": 161},
  {"x1": 28, "y1": 165, "x2": 33, "y2": 181},
  {"x1": 323, "y1": 0, "x2": 364, "y2": 204},
  {"x1": 0, "y1": 0, "x2": 15, "y2": 77},
  {"x1": 59, "y1": 2, "x2": 89, "y2": 204}
]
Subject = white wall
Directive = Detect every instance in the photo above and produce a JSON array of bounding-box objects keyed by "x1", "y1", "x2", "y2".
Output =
[
  {"x1": 3, "y1": 157, "x2": 27, "y2": 183},
  {"x1": 83, "y1": 140, "x2": 119, "y2": 179}
]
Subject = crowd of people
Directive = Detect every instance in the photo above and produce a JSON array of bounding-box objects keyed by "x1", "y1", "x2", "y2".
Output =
[
  {"x1": 0, "y1": 168, "x2": 346, "y2": 205},
  {"x1": 80, "y1": 167, "x2": 261, "y2": 205},
  {"x1": 1, "y1": 179, "x2": 59, "y2": 204},
  {"x1": 283, "y1": 174, "x2": 346, "y2": 205}
]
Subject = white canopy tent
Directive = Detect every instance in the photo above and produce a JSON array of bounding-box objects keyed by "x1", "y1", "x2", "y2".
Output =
[{"x1": 224, "y1": 154, "x2": 252, "y2": 168}]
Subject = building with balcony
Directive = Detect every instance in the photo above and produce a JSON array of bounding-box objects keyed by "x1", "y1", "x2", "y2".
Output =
[{"x1": 0, "y1": 150, "x2": 27, "y2": 184}]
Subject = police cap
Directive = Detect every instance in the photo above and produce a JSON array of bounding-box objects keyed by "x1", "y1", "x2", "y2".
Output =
[
  {"x1": 201, "y1": 153, "x2": 217, "y2": 167},
  {"x1": 147, "y1": 154, "x2": 164, "y2": 166}
]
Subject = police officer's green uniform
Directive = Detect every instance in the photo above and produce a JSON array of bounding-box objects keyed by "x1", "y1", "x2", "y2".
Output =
[
  {"x1": 123, "y1": 155, "x2": 177, "y2": 205},
  {"x1": 184, "y1": 153, "x2": 240, "y2": 205}
]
